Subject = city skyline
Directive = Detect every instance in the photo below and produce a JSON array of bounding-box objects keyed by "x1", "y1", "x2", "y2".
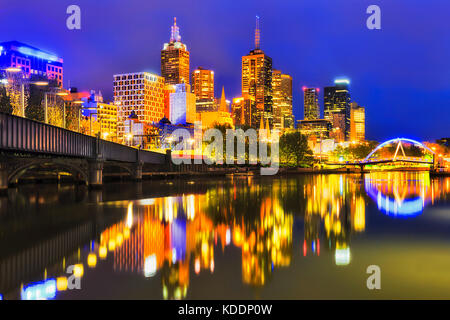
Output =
[{"x1": 1, "y1": 0, "x2": 449, "y2": 140}]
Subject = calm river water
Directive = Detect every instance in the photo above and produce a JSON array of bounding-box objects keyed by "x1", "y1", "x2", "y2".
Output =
[{"x1": 0, "y1": 172, "x2": 449, "y2": 300}]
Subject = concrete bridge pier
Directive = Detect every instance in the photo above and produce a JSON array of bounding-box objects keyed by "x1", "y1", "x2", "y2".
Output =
[
  {"x1": 132, "y1": 162, "x2": 143, "y2": 181},
  {"x1": 88, "y1": 160, "x2": 104, "y2": 189},
  {"x1": 0, "y1": 161, "x2": 8, "y2": 193}
]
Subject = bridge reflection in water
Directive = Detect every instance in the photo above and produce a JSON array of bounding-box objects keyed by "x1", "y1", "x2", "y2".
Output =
[
  {"x1": 0, "y1": 172, "x2": 449, "y2": 300},
  {"x1": 365, "y1": 172, "x2": 437, "y2": 217}
]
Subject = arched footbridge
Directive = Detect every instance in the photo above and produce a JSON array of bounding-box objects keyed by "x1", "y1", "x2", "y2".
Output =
[{"x1": 326, "y1": 138, "x2": 435, "y2": 169}]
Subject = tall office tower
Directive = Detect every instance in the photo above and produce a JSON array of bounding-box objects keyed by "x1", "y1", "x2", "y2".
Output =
[
  {"x1": 191, "y1": 67, "x2": 216, "y2": 113},
  {"x1": 280, "y1": 73, "x2": 294, "y2": 129},
  {"x1": 350, "y1": 102, "x2": 365, "y2": 142},
  {"x1": 191, "y1": 67, "x2": 214, "y2": 100},
  {"x1": 161, "y1": 18, "x2": 190, "y2": 85},
  {"x1": 169, "y1": 83, "x2": 196, "y2": 125},
  {"x1": 242, "y1": 16, "x2": 273, "y2": 127},
  {"x1": 324, "y1": 79, "x2": 351, "y2": 141},
  {"x1": 0, "y1": 41, "x2": 63, "y2": 86},
  {"x1": 231, "y1": 95, "x2": 257, "y2": 128},
  {"x1": 114, "y1": 72, "x2": 165, "y2": 142},
  {"x1": 272, "y1": 70, "x2": 294, "y2": 129},
  {"x1": 303, "y1": 87, "x2": 320, "y2": 120},
  {"x1": 272, "y1": 70, "x2": 282, "y2": 129}
]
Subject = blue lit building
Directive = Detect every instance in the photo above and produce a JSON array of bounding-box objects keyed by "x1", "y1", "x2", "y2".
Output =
[
  {"x1": 0, "y1": 41, "x2": 63, "y2": 86},
  {"x1": 155, "y1": 117, "x2": 194, "y2": 149}
]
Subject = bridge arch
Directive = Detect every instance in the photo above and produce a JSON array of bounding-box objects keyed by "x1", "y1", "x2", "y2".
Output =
[
  {"x1": 8, "y1": 159, "x2": 89, "y2": 185},
  {"x1": 363, "y1": 138, "x2": 435, "y2": 163}
]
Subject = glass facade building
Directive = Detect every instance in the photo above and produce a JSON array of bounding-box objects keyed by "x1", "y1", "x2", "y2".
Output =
[{"x1": 324, "y1": 79, "x2": 351, "y2": 141}]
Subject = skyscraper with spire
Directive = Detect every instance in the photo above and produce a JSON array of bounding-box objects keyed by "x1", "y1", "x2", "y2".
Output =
[
  {"x1": 161, "y1": 17, "x2": 190, "y2": 85},
  {"x1": 241, "y1": 16, "x2": 273, "y2": 128}
]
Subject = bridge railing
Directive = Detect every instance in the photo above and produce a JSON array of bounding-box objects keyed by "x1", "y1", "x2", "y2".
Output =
[
  {"x1": 0, "y1": 112, "x2": 166, "y2": 164},
  {"x1": 99, "y1": 140, "x2": 166, "y2": 164},
  {"x1": 0, "y1": 112, "x2": 95, "y2": 157}
]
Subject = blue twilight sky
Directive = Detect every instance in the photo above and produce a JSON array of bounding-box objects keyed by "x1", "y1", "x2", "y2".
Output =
[{"x1": 0, "y1": 0, "x2": 449, "y2": 141}]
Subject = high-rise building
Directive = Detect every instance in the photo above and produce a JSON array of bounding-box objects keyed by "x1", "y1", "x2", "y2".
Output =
[
  {"x1": 303, "y1": 87, "x2": 320, "y2": 120},
  {"x1": 114, "y1": 72, "x2": 165, "y2": 142},
  {"x1": 324, "y1": 79, "x2": 351, "y2": 141},
  {"x1": 191, "y1": 67, "x2": 214, "y2": 100},
  {"x1": 169, "y1": 83, "x2": 196, "y2": 125},
  {"x1": 0, "y1": 41, "x2": 63, "y2": 86},
  {"x1": 350, "y1": 102, "x2": 365, "y2": 142},
  {"x1": 161, "y1": 18, "x2": 190, "y2": 85},
  {"x1": 272, "y1": 70, "x2": 294, "y2": 129},
  {"x1": 191, "y1": 67, "x2": 216, "y2": 114},
  {"x1": 272, "y1": 70, "x2": 282, "y2": 129},
  {"x1": 242, "y1": 17, "x2": 273, "y2": 127},
  {"x1": 231, "y1": 95, "x2": 257, "y2": 128},
  {"x1": 280, "y1": 73, "x2": 294, "y2": 129}
]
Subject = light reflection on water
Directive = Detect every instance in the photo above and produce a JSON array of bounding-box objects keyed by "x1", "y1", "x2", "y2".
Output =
[{"x1": 0, "y1": 172, "x2": 449, "y2": 300}]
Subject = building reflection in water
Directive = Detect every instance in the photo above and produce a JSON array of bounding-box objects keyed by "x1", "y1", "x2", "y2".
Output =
[
  {"x1": 302, "y1": 174, "x2": 366, "y2": 266},
  {"x1": 1, "y1": 172, "x2": 449, "y2": 300}
]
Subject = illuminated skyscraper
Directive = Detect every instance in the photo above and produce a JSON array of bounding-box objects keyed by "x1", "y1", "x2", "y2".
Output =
[
  {"x1": 280, "y1": 73, "x2": 294, "y2": 129},
  {"x1": 191, "y1": 67, "x2": 214, "y2": 100},
  {"x1": 324, "y1": 79, "x2": 351, "y2": 141},
  {"x1": 350, "y1": 102, "x2": 365, "y2": 142},
  {"x1": 114, "y1": 72, "x2": 165, "y2": 142},
  {"x1": 191, "y1": 67, "x2": 215, "y2": 114},
  {"x1": 242, "y1": 16, "x2": 273, "y2": 128},
  {"x1": 272, "y1": 70, "x2": 293, "y2": 129},
  {"x1": 161, "y1": 18, "x2": 190, "y2": 85},
  {"x1": 231, "y1": 95, "x2": 257, "y2": 128},
  {"x1": 303, "y1": 87, "x2": 320, "y2": 120}
]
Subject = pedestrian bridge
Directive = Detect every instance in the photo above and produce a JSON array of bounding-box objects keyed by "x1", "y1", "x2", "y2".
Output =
[
  {"x1": 0, "y1": 112, "x2": 169, "y2": 190},
  {"x1": 326, "y1": 138, "x2": 435, "y2": 168}
]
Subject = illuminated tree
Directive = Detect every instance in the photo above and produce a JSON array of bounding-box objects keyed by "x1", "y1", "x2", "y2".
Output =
[
  {"x1": 47, "y1": 105, "x2": 63, "y2": 127},
  {"x1": 0, "y1": 86, "x2": 13, "y2": 114},
  {"x1": 279, "y1": 131, "x2": 312, "y2": 166}
]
